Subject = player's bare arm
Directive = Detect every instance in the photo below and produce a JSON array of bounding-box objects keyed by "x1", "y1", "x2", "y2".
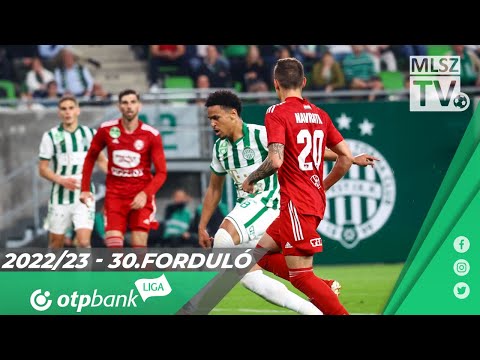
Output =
[
  {"x1": 198, "y1": 173, "x2": 225, "y2": 249},
  {"x1": 324, "y1": 148, "x2": 338, "y2": 162},
  {"x1": 324, "y1": 148, "x2": 379, "y2": 167},
  {"x1": 38, "y1": 159, "x2": 79, "y2": 191},
  {"x1": 242, "y1": 143, "x2": 284, "y2": 193},
  {"x1": 323, "y1": 140, "x2": 354, "y2": 191},
  {"x1": 352, "y1": 153, "x2": 379, "y2": 167},
  {"x1": 96, "y1": 150, "x2": 108, "y2": 173}
]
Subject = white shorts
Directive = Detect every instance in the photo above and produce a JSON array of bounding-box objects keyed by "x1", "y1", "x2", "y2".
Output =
[
  {"x1": 46, "y1": 201, "x2": 95, "y2": 235},
  {"x1": 225, "y1": 194, "x2": 279, "y2": 248}
]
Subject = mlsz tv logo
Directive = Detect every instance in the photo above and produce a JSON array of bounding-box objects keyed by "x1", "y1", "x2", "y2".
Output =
[{"x1": 409, "y1": 56, "x2": 470, "y2": 112}]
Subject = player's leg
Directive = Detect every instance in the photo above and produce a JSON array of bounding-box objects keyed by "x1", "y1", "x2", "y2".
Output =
[
  {"x1": 254, "y1": 218, "x2": 341, "y2": 295},
  {"x1": 129, "y1": 194, "x2": 157, "y2": 248},
  {"x1": 72, "y1": 199, "x2": 95, "y2": 248},
  {"x1": 75, "y1": 228, "x2": 93, "y2": 248},
  {"x1": 47, "y1": 203, "x2": 73, "y2": 249},
  {"x1": 130, "y1": 231, "x2": 149, "y2": 248},
  {"x1": 222, "y1": 199, "x2": 322, "y2": 315},
  {"x1": 240, "y1": 252, "x2": 322, "y2": 315},
  {"x1": 287, "y1": 254, "x2": 347, "y2": 315},
  {"x1": 278, "y1": 204, "x2": 348, "y2": 315},
  {"x1": 103, "y1": 194, "x2": 129, "y2": 248},
  {"x1": 48, "y1": 233, "x2": 65, "y2": 249}
]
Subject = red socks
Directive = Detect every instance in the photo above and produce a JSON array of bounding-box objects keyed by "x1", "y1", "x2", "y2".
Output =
[
  {"x1": 289, "y1": 267, "x2": 349, "y2": 315},
  {"x1": 105, "y1": 236, "x2": 123, "y2": 248}
]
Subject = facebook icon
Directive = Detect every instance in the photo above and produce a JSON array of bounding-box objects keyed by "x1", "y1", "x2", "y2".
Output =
[{"x1": 454, "y1": 236, "x2": 470, "y2": 253}]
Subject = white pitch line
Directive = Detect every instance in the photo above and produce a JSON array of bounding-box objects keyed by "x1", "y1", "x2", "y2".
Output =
[{"x1": 210, "y1": 308, "x2": 376, "y2": 315}]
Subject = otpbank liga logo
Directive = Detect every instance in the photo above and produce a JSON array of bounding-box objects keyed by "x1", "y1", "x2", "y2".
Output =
[{"x1": 410, "y1": 56, "x2": 470, "y2": 112}]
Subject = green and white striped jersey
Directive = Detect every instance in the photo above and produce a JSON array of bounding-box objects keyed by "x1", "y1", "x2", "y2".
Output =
[
  {"x1": 39, "y1": 124, "x2": 96, "y2": 205},
  {"x1": 210, "y1": 122, "x2": 280, "y2": 209}
]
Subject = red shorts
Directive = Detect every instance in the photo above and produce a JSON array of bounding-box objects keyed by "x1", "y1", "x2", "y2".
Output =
[
  {"x1": 104, "y1": 193, "x2": 158, "y2": 233},
  {"x1": 266, "y1": 201, "x2": 323, "y2": 256}
]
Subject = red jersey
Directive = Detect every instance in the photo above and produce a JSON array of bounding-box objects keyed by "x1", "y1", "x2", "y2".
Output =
[
  {"x1": 81, "y1": 118, "x2": 167, "y2": 198},
  {"x1": 265, "y1": 97, "x2": 343, "y2": 218}
]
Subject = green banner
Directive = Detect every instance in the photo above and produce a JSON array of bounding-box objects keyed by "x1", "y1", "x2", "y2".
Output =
[
  {"x1": 384, "y1": 104, "x2": 480, "y2": 314},
  {"x1": 1, "y1": 271, "x2": 217, "y2": 315}
]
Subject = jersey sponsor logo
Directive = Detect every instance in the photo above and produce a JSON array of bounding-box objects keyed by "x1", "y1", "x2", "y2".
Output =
[
  {"x1": 109, "y1": 127, "x2": 121, "y2": 139},
  {"x1": 112, "y1": 150, "x2": 141, "y2": 168},
  {"x1": 318, "y1": 139, "x2": 396, "y2": 249},
  {"x1": 310, "y1": 238, "x2": 322, "y2": 247},
  {"x1": 111, "y1": 167, "x2": 144, "y2": 177},
  {"x1": 242, "y1": 147, "x2": 255, "y2": 160},
  {"x1": 285, "y1": 242, "x2": 293, "y2": 248},
  {"x1": 134, "y1": 139, "x2": 145, "y2": 151}
]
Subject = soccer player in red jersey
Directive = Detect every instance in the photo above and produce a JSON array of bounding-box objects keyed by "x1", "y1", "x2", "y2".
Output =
[
  {"x1": 80, "y1": 89, "x2": 167, "y2": 248},
  {"x1": 242, "y1": 58, "x2": 353, "y2": 315}
]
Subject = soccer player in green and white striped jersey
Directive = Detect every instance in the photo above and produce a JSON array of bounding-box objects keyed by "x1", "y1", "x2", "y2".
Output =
[
  {"x1": 198, "y1": 90, "x2": 378, "y2": 315},
  {"x1": 38, "y1": 95, "x2": 108, "y2": 249}
]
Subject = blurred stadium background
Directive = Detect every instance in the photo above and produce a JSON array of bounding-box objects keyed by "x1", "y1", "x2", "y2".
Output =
[{"x1": 1, "y1": 45, "x2": 479, "y2": 313}]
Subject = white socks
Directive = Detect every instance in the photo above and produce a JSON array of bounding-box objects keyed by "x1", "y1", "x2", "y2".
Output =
[
  {"x1": 214, "y1": 229, "x2": 322, "y2": 315},
  {"x1": 240, "y1": 269, "x2": 323, "y2": 315}
]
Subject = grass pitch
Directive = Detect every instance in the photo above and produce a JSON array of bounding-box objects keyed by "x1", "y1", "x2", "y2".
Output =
[{"x1": 210, "y1": 262, "x2": 403, "y2": 315}]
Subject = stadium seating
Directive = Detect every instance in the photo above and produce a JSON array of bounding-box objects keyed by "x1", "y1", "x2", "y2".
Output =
[
  {"x1": 233, "y1": 81, "x2": 243, "y2": 92},
  {"x1": 379, "y1": 71, "x2": 405, "y2": 90},
  {"x1": 427, "y1": 45, "x2": 452, "y2": 56},
  {"x1": 0, "y1": 79, "x2": 16, "y2": 99},
  {"x1": 223, "y1": 45, "x2": 248, "y2": 58},
  {"x1": 164, "y1": 75, "x2": 194, "y2": 89},
  {"x1": 157, "y1": 65, "x2": 181, "y2": 82}
]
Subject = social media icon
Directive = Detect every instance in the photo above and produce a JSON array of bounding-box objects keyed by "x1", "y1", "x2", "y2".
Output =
[
  {"x1": 453, "y1": 259, "x2": 470, "y2": 276},
  {"x1": 453, "y1": 282, "x2": 470, "y2": 299},
  {"x1": 453, "y1": 236, "x2": 470, "y2": 253}
]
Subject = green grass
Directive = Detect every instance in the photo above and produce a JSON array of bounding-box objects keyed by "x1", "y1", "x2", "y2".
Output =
[{"x1": 210, "y1": 263, "x2": 404, "y2": 315}]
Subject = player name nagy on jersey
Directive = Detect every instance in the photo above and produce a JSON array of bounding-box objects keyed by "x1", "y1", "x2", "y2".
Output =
[{"x1": 295, "y1": 113, "x2": 323, "y2": 124}]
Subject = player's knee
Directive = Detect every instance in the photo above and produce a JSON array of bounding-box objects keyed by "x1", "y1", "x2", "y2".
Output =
[
  {"x1": 213, "y1": 228, "x2": 235, "y2": 248},
  {"x1": 241, "y1": 269, "x2": 286, "y2": 291},
  {"x1": 76, "y1": 238, "x2": 91, "y2": 248}
]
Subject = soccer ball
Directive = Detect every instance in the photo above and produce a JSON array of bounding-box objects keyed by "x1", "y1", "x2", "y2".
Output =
[{"x1": 453, "y1": 94, "x2": 468, "y2": 109}]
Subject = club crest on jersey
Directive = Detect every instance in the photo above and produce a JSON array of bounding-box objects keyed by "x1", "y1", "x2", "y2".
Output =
[
  {"x1": 53, "y1": 131, "x2": 64, "y2": 144},
  {"x1": 219, "y1": 141, "x2": 228, "y2": 155},
  {"x1": 134, "y1": 139, "x2": 144, "y2": 151},
  {"x1": 242, "y1": 147, "x2": 255, "y2": 160},
  {"x1": 318, "y1": 139, "x2": 396, "y2": 249},
  {"x1": 110, "y1": 127, "x2": 121, "y2": 139}
]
